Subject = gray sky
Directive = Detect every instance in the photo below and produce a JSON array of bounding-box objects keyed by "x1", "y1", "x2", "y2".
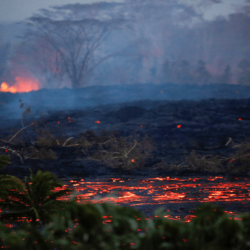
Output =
[{"x1": 0, "y1": 0, "x2": 249, "y2": 23}]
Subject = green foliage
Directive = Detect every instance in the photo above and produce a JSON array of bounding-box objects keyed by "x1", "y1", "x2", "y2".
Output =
[
  {"x1": 0, "y1": 169, "x2": 73, "y2": 226},
  {"x1": 0, "y1": 222, "x2": 49, "y2": 250},
  {"x1": 1, "y1": 202, "x2": 250, "y2": 249},
  {"x1": 188, "y1": 203, "x2": 246, "y2": 249},
  {"x1": 45, "y1": 201, "x2": 146, "y2": 250},
  {"x1": 0, "y1": 155, "x2": 25, "y2": 200},
  {"x1": 0, "y1": 155, "x2": 11, "y2": 170},
  {"x1": 0, "y1": 174, "x2": 25, "y2": 199},
  {"x1": 138, "y1": 207, "x2": 186, "y2": 250}
]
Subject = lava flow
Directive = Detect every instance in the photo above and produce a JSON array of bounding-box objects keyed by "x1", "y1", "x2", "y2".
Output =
[
  {"x1": 0, "y1": 77, "x2": 41, "y2": 93},
  {"x1": 1, "y1": 176, "x2": 248, "y2": 227},
  {"x1": 52, "y1": 176, "x2": 250, "y2": 222}
]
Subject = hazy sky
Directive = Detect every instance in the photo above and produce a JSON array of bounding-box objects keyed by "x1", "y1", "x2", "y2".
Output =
[
  {"x1": 185, "y1": 0, "x2": 250, "y2": 21},
  {"x1": 0, "y1": 0, "x2": 124, "y2": 23},
  {"x1": 0, "y1": 0, "x2": 249, "y2": 23}
]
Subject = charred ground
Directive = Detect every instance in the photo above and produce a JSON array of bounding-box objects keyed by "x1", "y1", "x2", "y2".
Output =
[{"x1": 0, "y1": 83, "x2": 250, "y2": 179}]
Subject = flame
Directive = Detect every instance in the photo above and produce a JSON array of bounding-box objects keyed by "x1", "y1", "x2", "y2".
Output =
[{"x1": 0, "y1": 77, "x2": 41, "y2": 93}]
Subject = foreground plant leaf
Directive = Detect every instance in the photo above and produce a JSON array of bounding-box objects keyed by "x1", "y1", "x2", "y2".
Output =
[{"x1": 0, "y1": 169, "x2": 73, "y2": 226}]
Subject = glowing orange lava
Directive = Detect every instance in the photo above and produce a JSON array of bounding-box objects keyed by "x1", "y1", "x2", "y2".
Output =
[
  {"x1": 0, "y1": 77, "x2": 41, "y2": 93},
  {"x1": 2, "y1": 176, "x2": 250, "y2": 228},
  {"x1": 51, "y1": 176, "x2": 250, "y2": 221}
]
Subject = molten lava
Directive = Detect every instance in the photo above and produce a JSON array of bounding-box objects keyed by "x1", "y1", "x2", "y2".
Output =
[{"x1": 0, "y1": 77, "x2": 41, "y2": 93}]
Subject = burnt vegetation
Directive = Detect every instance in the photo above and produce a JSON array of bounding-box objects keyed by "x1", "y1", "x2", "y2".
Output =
[
  {"x1": 0, "y1": 122, "x2": 155, "y2": 170},
  {"x1": 0, "y1": 102, "x2": 250, "y2": 173},
  {"x1": 78, "y1": 131, "x2": 155, "y2": 169}
]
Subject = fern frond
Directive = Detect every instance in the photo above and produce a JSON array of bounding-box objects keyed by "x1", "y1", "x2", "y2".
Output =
[{"x1": 0, "y1": 155, "x2": 11, "y2": 170}]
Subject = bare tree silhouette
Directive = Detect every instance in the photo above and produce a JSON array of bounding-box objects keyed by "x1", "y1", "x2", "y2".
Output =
[{"x1": 26, "y1": 6, "x2": 126, "y2": 88}]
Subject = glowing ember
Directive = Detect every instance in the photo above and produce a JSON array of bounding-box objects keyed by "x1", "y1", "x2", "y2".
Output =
[
  {"x1": 177, "y1": 125, "x2": 182, "y2": 128},
  {"x1": 95, "y1": 121, "x2": 101, "y2": 123},
  {"x1": 131, "y1": 159, "x2": 135, "y2": 162},
  {"x1": 238, "y1": 118, "x2": 242, "y2": 120},
  {"x1": 0, "y1": 77, "x2": 41, "y2": 93}
]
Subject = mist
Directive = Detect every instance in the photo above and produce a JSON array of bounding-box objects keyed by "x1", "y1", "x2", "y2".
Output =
[{"x1": 1, "y1": 0, "x2": 250, "y2": 119}]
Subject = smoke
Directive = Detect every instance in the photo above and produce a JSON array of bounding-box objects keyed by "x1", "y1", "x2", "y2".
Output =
[
  {"x1": 1, "y1": 1, "x2": 250, "y2": 88},
  {"x1": 1, "y1": 0, "x2": 250, "y2": 119}
]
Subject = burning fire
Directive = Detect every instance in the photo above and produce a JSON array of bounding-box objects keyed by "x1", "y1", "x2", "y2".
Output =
[{"x1": 0, "y1": 77, "x2": 41, "y2": 93}]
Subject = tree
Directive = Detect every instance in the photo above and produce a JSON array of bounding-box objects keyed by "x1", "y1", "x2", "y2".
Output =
[
  {"x1": 0, "y1": 155, "x2": 11, "y2": 170},
  {"x1": 0, "y1": 169, "x2": 73, "y2": 226},
  {"x1": 25, "y1": 5, "x2": 126, "y2": 88},
  {"x1": 0, "y1": 155, "x2": 25, "y2": 199}
]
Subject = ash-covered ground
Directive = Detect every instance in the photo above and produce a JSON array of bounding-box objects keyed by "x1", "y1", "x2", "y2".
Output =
[{"x1": 1, "y1": 83, "x2": 250, "y2": 217}]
